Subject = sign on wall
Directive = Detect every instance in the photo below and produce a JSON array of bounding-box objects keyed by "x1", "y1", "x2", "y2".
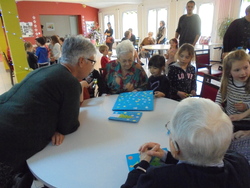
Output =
[
  {"x1": 20, "y1": 22, "x2": 34, "y2": 38},
  {"x1": 46, "y1": 22, "x2": 55, "y2": 31}
]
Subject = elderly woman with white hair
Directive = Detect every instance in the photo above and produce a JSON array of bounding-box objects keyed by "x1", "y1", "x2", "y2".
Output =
[
  {"x1": 105, "y1": 40, "x2": 148, "y2": 94},
  {"x1": 0, "y1": 35, "x2": 96, "y2": 187},
  {"x1": 121, "y1": 98, "x2": 250, "y2": 188}
]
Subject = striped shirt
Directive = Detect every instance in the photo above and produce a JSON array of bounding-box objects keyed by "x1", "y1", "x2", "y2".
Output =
[{"x1": 215, "y1": 78, "x2": 250, "y2": 120}]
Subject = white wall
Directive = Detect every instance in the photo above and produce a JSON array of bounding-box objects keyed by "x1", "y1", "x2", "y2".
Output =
[{"x1": 40, "y1": 15, "x2": 78, "y2": 38}]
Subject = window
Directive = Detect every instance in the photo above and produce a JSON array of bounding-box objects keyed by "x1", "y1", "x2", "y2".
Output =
[
  {"x1": 122, "y1": 11, "x2": 138, "y2": 37},
  {"x1": 148, "y1": 8, "x2": 167, "y2": 39},
  {"x1": 240, "y1": 0, "x2": 250, "y2": 17},
  {"x1": 198, "y1": 3, "x2": 214, "y2": 36},
  {"x1": 104, "y1": 14, "x2": 115, "y2": 37}
]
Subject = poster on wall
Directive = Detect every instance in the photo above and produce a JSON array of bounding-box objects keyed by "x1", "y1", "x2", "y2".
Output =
[
  {"x1": 20, "y1": 22, "x2": 34, "y2": 38},
  {"x1": 46, "y1": 22, "x2": 55, "y2": 31},
  {"x1": 85, "y1": 21, "x2": 94, "y2": 33}
]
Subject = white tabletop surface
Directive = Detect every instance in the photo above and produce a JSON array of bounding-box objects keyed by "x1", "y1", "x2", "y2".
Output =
[
  {"x1": 142, "y1": 44, "x2": 170, "y2": 50},
  {"x1": 27, "y1": 95, "x2": 178, "y2": 188}
]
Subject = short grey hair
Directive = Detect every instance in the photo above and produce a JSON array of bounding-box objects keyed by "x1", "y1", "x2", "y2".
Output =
[
  {"x1": 60, "y1": 35, "x2": 96, "y2": 66},
  {"x1": 116, "y1": 40, "x2": 135, "y2": 59},
  {"x1": 168, "y1": 98, "x2": 233, "y2": 166}
]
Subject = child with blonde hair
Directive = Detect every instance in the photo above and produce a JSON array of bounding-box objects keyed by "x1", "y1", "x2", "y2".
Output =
[
  {"x1": 216, "y1": 49, "x2": 250, "y2": 132},
  {"x1": 99, "y1": 44, "x2": 110, "y2": 69},
  {"x1": 168, "y1": 43, "x2": 196, "y2": 101},
  {"x1": 24, "y1": 41, "x2": 38, "y2": 69}
]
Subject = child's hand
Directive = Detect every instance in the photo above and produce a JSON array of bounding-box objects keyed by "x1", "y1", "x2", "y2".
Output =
[
  {"x1": 154, "y1": 91, "x2": 165, "y2": 98},
  {"x1": 191, "y1": 90, "x2": 196, "y2": 96},
  {"x1": 51, "y1": 132, "x2": 65, "y2": 146},
  {"x1": 233, "y1": 130, "x2": 250, "y2": 140},
  {"x1": 234, "y1": 102, "x2": 247, "y2": 112},
  {"x1": 177, "y1": 91, "x2": 188, "y2": 99},
  {"x1": 229, "y1": 114, "x2": 244, "y2": 121}
]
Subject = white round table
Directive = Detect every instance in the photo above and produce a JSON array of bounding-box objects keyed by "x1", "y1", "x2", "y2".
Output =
[
  {"x1": 142, "y1": 44, "x2": 170, "y2": 50},
  {"x1": 27, "y1": 95, "x2": 178, "y2": 188}
]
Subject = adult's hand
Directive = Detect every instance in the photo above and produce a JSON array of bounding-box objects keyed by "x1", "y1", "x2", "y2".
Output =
[
  {"x1": 139, "y1": 142, "x2": 164, "y2": 158},
  {"x1": 51, "y1": 132, "x2": 65, "y2": 146}
]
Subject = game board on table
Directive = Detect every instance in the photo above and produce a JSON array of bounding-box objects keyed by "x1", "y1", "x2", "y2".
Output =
[
  {"x1": 126, "y1": 148, "x2": 168, "y2": 171},
  {"x1": 112, "y1": 90, "x2": 154, "y2": 111},
  {"x1": 108, "y1": 111, "x2": 143, "y2": 123}
]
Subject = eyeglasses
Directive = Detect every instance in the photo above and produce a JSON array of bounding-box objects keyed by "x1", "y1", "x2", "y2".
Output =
[
  {"x1": 165, "y1": 121, "x2": 171, "y2": 135},
  {"x1": 165, "y1": 121, "x2": 180, "y2": 151},
  {"x1": 87, "y1": 58, "x2": 96, "y2": 65}
]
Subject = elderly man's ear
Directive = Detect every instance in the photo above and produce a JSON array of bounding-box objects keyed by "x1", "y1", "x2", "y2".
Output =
[{"x1": 170, "y1": 140, "x2": 181, "y2": 159}]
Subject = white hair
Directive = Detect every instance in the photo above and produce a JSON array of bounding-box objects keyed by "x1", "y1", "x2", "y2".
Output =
[
  {"x1": 60, "y1": 35, "x2": 96, "y2": 66},
  {"x1": 168, "y1": 98, "x2": 233, "y2": 166},
  {"x1": 116, "y1": 40, "x2": 135, "y2": 59}
]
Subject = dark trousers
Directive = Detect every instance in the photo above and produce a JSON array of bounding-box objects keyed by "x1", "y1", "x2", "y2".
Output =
[
  {"x1": 106, "y1": 43, "x2": 113, "y2": 52},
  {"x1": 232, "y1": 120, "x2": 250, "y2": 132}
]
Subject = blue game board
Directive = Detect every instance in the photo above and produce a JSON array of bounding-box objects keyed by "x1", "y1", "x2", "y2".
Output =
[
  {"x1": 108, "y1": 111, "x2": 143, "y2": 123},
  {"x1": 126, "y1": 148, "x2": 168, "y2": 171},
  {"x1": 112, "y1": 90, "x2": 154, "y2": 111}
]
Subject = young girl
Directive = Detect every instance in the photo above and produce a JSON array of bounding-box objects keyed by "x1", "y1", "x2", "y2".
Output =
[
  {"x1": 49, "y1": 35, "x2": 61, "y2": 64},
  {"x1": 168, "y1": 43, "x2": 196, "y2": 101},
  {"x1": 215, "y1": 49, "x2": 250, "y2": 132},
  {"x1": 147, "y1": 55, "x2": 170, "y2": 98},
  {"x1": 165, "y1": 38, "x2": 178, "y2": 74}
]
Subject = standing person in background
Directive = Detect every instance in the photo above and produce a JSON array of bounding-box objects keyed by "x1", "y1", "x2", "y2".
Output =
[
  {"x1": 129, "y1": 28, "x2": 136, "y2": 46},
  {"x1": 24, "y1": 41, "x2": 38, "y2": 70},
  {"x1": 175, "y1": 1, "x2": 201, "y2": 47},
  {"x1": 223, "y1": 5, "x2": 250, "y2": 58},
  {"x1": 35, "y1": 37, "x2": 49, "y2": 68},
  {"x1": 156, "y1": 21, "x2": 166, "y2": 45},
  {"x1": 156, "y1": 20, "x2": 166, "y2": 55},
  {"x1": 104, "y1": 22, "x2": 114, "y2": 52},
  {"x1": 49, "y1": 35, "x2": 61, "y2": 64}
]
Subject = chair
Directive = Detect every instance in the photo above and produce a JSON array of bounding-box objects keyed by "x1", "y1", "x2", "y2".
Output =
[
  {"x1": 199, "y1": 74, "x2": 220, "y2": 102},
  {"x1": 195, "y1": 49, "x2": 222, "y2": 78},
  {"x1": 2, "y1": 52, "x2": 14, "y2": 86}
]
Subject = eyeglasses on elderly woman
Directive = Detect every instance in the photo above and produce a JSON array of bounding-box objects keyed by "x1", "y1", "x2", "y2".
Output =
[{"x1": 165, "y1": 121, "x2": 180, "y2": 151}]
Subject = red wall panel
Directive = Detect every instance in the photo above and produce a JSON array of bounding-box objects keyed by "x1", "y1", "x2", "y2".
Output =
[{"x1": 16, "y1": 1, "x2": 99, "y2": 43}]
